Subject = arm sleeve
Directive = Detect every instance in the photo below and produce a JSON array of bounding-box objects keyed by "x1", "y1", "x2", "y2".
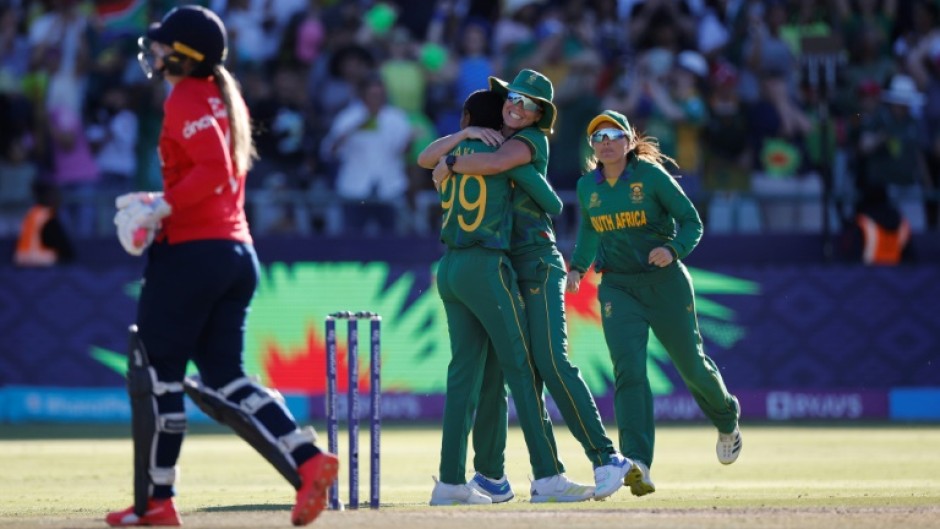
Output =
[
  {"x1": 161, "y1": 92, "x2": 235, "y2": 211},
  {"x1": 502, "y1": 164, "x2": 563, "y2": 215},
  {"x1": 569, "y1": 178, "x2": 599, "y2": 272},
  {"x1": 657, "y1": 169, "x2": 703, "y2": 259},
  {"x1": 454, "y1": 136, "x2": 534, "y2": 175}
]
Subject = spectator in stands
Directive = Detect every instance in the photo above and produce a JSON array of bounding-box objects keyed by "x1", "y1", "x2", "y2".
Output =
[
  {"x1": 430, "y1": 17, "x2": 495, "y2": 136},
  {"x1": 592, "y1": 0, "x2": 631, "y2": 62},
  {"x1": 836, "y1": 22, "x2": 896, "y2": 117},
  {"x1": 608, "y1": 49, "x2": 707, "y2": 183},
  {"x1": 282, "y1": 0, "x2": 326, "y2": 69},
  {"x1": 778, "y1": 0, "x2": 835, "y2": 58},
  {"x1": 893, "y1": 0, "x2": 939, "y2": 60},
  {"x1": 847, "y1": 78, "x2": 883, "y2": 189},
  {"x1": 26, "y1": 0, "x2": 91, "y2": 87},
  {"x1": 87, "y1": 84, "x2": 138, "y2": 198},
  {"x1": 854, "y1": 74, "x2": 931, "y2": 231},
  {"x1": 501, "y1": 4, "x2": 587, "y2": 83},
  {"x1": 247, "y1": 67, "x2": 311, "y2": 235},
  {"x1": 378, "y1": 25, "x2": 439, "y2": 214},
  {"x1": 0, "y1": 124, "x2": 36, "y2": 236},
  {"x1": 905, "y1": 31, "x2": 940, "y2": 230},
  {"x1": 695, "y1": 0, "x2": 731, "y2": 61},
  {"x1": 0, "y1": 9, "x2": 35, "y2": 237},
  {"x1": 0, "y1": 0, "x2": 937, "y2": 241},
  {"x1": 320, "y1": 73, "x2": 414, "y2": 235},
  {"x1": 308, "y1": 43, "x2": 375, "y2": 143},
  {"x1": 841, "y1": 182, "x2": 912, "y2": 265},
  {"x1": 47, "y1": 82, "x2": 100, "y2": 238},
  {"x1": 835, "y1": 0, "x2": 896, "y2": 58},
  {"x1": 224, "y1": 0, "x2": 275, "y2": 72},
  {"x1": 549, "y1": 49, "x2": 604, "y2": 192},
  {"x1": 669, "y1": 50, "x2": 709, "y2": 196},
  {"x1": 250, "y1": 68, "x2": 309, "y2": 184},
  {"x1": 224, "y1": 0, "x2": 305, "y2": 73},
  {"x1": 380, "y1": 26, "x2": 427, "y2": 115},
  {"x1": 13, "y1": 179, "x2": 73, "y2": 266},
  {"x1": 493, "y1": 0, "x2": 542, "y2": 59},
  {"x1": 0, "y1": 4, "x2": 29, "y2": 87},
  {"x1": 626, "y1": 0, "x2": 697, "y2": 54},
  {"x1": 741, "y1": 0, "x2": 811, "y2": 137},
  {"x1": 701, "y1": 61, "x2": 759, "y2": 232}
]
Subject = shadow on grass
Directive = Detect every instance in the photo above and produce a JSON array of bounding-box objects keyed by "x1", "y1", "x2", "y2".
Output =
[
  {"x1": 0, "y1": 422, "x2": 234, "y2": 440},
  {"x1": 199, "y1": 504, "x2": 292, "y2": 513}
]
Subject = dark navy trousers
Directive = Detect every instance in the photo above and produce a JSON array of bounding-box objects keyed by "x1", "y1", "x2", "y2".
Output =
[
  {"x1": 137, "y1": 239, "x2": 258, "y2": 388},
  {"x1": 136, "y1": 239, "x2": 269, "y2": 498}
]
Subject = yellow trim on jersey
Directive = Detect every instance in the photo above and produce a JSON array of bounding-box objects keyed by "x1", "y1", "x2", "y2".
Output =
[
  {"x1": 537, "y1": 263, "x2": 602, "y2": 466},
  {"x1": 510, "y1": 134, "x2": 537, "y2": 159}
]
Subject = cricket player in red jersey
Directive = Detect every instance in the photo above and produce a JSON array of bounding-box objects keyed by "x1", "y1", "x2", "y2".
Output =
[{"x1": 106, "y1": 6, "x2": 336, "y2": 527}]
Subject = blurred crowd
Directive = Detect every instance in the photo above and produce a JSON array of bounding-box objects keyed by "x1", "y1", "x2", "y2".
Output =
[{"x1": 1, "y1": 0, "x2": 939, "y2": 243}]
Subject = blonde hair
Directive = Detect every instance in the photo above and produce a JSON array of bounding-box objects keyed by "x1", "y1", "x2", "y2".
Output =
[
  {"x1": 213, "y1": 65, "x2": 257, "y2": 174},
  {"x1": 585, "y1": 132, "x2": 678, "y2": 173}
]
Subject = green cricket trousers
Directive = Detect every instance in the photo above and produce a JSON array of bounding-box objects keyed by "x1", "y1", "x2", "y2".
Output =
[
  {"x1": 473, "y1": 250, "x2": 617, "y2": 479},
  {"x1": 437, "y1": 246, "x2": 564, "y2": 483},
  {"x1": 599, "y1": 261, "x2": 739, "y2": 468}
]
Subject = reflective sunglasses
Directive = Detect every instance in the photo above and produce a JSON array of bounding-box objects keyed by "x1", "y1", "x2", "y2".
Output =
[
  {"x1": 507, "y1": 91, "x2": 542, "y2": 112},
  {"x1": 590, "y1": 128, "x2": 629, "y2": 143}
]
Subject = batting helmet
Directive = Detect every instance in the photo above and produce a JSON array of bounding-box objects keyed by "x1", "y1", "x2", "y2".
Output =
[{"x1": 146, "y1": 5, "x2": 227, "y2": 77}]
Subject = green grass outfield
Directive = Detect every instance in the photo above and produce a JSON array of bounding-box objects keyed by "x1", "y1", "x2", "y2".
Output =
[{"x1": 1, "y1": 423, "x2": 939, "y2": 528}]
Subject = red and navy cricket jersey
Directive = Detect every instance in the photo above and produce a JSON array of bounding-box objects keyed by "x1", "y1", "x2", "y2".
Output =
[{"x1": 157, "y1": 76, "x2": 251, "y2": 244}]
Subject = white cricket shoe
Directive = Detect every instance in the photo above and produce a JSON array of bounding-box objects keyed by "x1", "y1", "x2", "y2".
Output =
[
  {"x1": 625, "y1": 460, "x2": 656, "y2": 496},
  {"x1": 593, "y1": 453, "x2": 632, "y2": 500},
  {"x1": 429, "y1": 476, "x2": 493, "y2": 506},
  {"x1": 529, "y1": 474, "x2": 594, "y2": 503},
  {"x1": 717, "y1": 427, "x2": 742, "y2": 465},
  {"x1": 467, "y1": 472, "x2": 514, "y2": 503}
]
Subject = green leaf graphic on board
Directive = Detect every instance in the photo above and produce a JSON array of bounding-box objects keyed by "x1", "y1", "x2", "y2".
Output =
[
  {"x1": 565, "y1": 267, "x2": 758, "y2": 396},
  {"x1": 247, "y1": 261, "x2": 450, "y2": 393},
  {"x1": 91, "y1": 262, "x2": 759, "y2": 398}
]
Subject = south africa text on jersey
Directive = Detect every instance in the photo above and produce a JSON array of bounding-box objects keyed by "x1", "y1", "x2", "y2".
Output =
[{"x1": 589, "y1": 210, "x2": 648, "y2": 232}]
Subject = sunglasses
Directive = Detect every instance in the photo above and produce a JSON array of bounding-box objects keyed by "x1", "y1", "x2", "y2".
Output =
[
  {"x1": 507, "y1": 91, "x2": 541, "y2": 112},
  {"x1": 590, "y1": 129, "x2": 629, "y2": 143}
]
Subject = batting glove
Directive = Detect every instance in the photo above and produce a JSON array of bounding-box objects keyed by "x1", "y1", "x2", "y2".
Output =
[{"x1": 113, "y1": 192, "x2": 172, "y2": 256}]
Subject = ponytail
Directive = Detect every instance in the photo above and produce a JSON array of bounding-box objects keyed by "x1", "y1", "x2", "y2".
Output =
[
  {"x1": 633, "y1": 133, "x2": 677, "y2": 171},
  {"x1": 213, "y1": 65, "x2": 257, "y2": 174}
]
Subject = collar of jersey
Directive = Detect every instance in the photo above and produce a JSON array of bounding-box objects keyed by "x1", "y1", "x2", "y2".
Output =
[{"x1": 594, "y1": 166, "x2": 633, "y2": 184}]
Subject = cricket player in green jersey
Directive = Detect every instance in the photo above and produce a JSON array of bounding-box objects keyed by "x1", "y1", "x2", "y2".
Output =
[
  {"x1": 421, "y1": 90, "x2": 584, "y2": 505},
  {"x1": 566, "y1": 110, "x2": 743, "y2": 497},
  {"x1": 430, "y1": 71, "x2": 633, "y2": 503}
]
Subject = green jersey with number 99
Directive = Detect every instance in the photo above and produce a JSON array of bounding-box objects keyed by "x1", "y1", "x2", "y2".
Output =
[{"x1": 440, "y1": 138, "x2": 552, "y2": 250}]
